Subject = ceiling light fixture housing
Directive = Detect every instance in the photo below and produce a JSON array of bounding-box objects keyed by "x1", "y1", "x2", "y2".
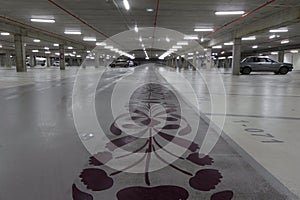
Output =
[
  {"x1": 83, "y1": 37, "x2": 97, "y2": 42},
  {"x1": 123, "y1": 0, "x2": 130, "y2": 10},
  {"x1": 269, "y1": 29, "x2": 288, "y2": 33},
  {"x1": 31, "y1": 18, "x2": 55, "y2": 23},
  {"x1": 242, "y1": 36, "x2": 256, "y2": 41},
  {"x1": 215, "y1": 11, "x2": 245, "y2": 15},
  {"x1": 64, "y1": 31, "x2": 82, "y2": 35},
  {"x1": 194, "y1": 28, "x2": 214, "y2": 32},
  {"x1": 184, "y1": 35, "x2": 198, "y2": 40}
]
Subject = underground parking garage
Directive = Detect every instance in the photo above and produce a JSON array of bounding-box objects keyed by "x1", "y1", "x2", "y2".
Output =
[{"x1": 1, "y1": 0, "x2": 300, "y2": 199}]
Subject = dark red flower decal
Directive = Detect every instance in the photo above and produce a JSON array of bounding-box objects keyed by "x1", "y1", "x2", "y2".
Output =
[
  {"x1": 189, "y1": 169, "x2": 222, "y2": 191},
  {"x1": 116, "y1": 186, "x2": 189, "y2": 200},
  {"x1": 80, "y1": 168, "x2": 113, "y2": 191},
  {"x1": 73, "y1": 83, "x2": 233, "y2": 199},
  {"x1": 72, "y1": 184, "x2": 93, "y2": 200},
  {"x1": 211, "y1": 190, "x2": 234, "y2": 200}
]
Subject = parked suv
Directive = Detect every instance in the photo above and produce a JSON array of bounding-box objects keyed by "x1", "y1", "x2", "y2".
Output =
[{"x1": 240, "y1": 56, "x2": 293, "y2": 75}]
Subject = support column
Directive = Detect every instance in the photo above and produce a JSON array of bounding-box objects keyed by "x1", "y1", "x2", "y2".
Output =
[
  {"x1": 30, "y1": 55, "x2": 35, "y2": 67},
  {"x1": 206, "y1": 48, "x2": 212, "y2": 69},
  {"x1": 59, "y1": 44, "x2": 65, "y2": 70},
  {"x1": 46, "y1": 56, "x2": 51, "y2": 67},
  {"x1": 95, "y1": 52, "x2": 100, "y2": 68},
  {"x1": 278, "y1": 50, "x2": 284, "y2": 63},
  {"x1": 232, "y1": 38, "x2": 242, "y2": 75},
  {"x1": 14, "y1": 35, "x2": 26, "y2": 72},
  {"x1": 192, "y1": 53, "x2": 197, "y2": 69},
  {"x1": 5, "y1": 51, "x2": 12, "y2": 68},
  {"x1": 184, "y1": 55, "x2": 188, "y2": 69}
]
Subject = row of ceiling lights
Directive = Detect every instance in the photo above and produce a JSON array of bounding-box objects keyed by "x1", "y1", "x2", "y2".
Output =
[{"x1": 211, "y1": 28, "x2": 290, "y2": 50}]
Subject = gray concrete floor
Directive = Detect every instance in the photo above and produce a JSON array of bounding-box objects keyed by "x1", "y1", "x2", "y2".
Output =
[{"x1": 0, "y1": 66, "x2": 299, "y2": 200}]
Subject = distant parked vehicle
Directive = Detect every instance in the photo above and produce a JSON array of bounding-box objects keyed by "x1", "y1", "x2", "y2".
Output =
[
  {"x1": 53, "y1": 61, "x2": 69, "y2": 67},
  {"x1": 110, "y1": 59, "x2": 129, "y2": 68},
  {"x1": 240, "y1": 56, "x2": 293, "y2": 75}
]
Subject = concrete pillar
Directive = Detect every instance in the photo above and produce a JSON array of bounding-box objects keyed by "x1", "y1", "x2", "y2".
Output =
[
  {"x1": 206, "y1": 48, "x2": 212, "y2": 69},
  {"x1": 192, "y1": 53, "x2": 197, "y2": 69},
  {"x1": 5, "y1": 51, "x2": 12, "y2": 68},
  {"x1": 30, "y1": 55, "x2": 35, "y2": 67},
  {"x1": 232, "y1": 38, "x2": 242, "y2": 75},
  {"x1": 14, "y1": 35, "x2": 26, "y2": 72},
  {"x1": 95, "y1": 52, "x2": 100, "y2": 68},
  {"x1": 183, "y1": 55, "x2": 188, "y2": 69},
  {"x1": 278, "y1": 50, "x2": 284, "y2": 63},
  {"x1": 175, "y1": 57, "x2": 179, "y2": 68},
  {"x1": 59, "y1": 44, "x2": 65, "y2": 70},
  {"x1": 46, "y1": 56, "x2": 51, "y2": 67}
]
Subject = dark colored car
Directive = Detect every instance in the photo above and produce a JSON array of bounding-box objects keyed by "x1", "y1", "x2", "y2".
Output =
[
  {"x1": 109, "y1": 59, "x2": 130, "y2": 68},
  {"x1": 240, "y1": 56, "x2": 293, "y2": 75}
]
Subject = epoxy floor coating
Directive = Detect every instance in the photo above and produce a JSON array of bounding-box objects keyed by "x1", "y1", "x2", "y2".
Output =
[{"x1": 0, "y1": 66, "x2": 298, "y2": 200}]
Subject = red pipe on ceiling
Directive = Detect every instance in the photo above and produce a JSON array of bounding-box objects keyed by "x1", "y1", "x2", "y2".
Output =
[
  {"x1": 48, "y1": 0, "x2": 110, "y2": 39},
  {"x1": 154, "y1": 0, "x2": 160, "y2": 27},
  {"x1": 207, "y1": 0, "x2": 276, "y2": 36}
]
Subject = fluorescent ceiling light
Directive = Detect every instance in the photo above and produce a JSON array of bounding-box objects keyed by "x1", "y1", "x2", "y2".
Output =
[
  {"x1": 215, "y1": 11, "x2": 245, "y2": 15},
  {"x1": 0, "y1": 45, "x2": 2, "y2": 48},
  {"x1": 64, "y1": 31, "x2": 82, "y2": 35},
  {"x1": 0, "y1": 32, "x2": 10, "y2": 36},
  {"x1": 45, "y1": 51, "x2": 51, "y2": 54},
  {"x1": 104, "y1": 46, "x2": 113, "y2": 49},
  {"x1": 252, "y1": 45, "x2": 258, "y2": 49},
  {"x1": 123, "y1": 0, "x2": 130, "y2": 10},
  {"x1": 147, "y1": 8, "x2": 154, "y2": 12},
  {"x1": 281, "y1": 40, "x2": 289, "y2": 44},
  {"x1": 269, "y1": 29, "x2": 288, "y2": 33},
  {"x1": 188, "y1": 53, "x2": 194, "y2": 55},
  {"x1": 177, "y1": 41, "x2": 189, "y2": 45},
  {"x1": 184, "y1": 35, "x2": 199, "y2": 40},
  {"x1": 194, "y1": 28, "x2": 214, "y2": 32},
  {"x1": 290, "y1": 50, "x2": 299, "y2": 53},
  {"x1": 32, "y1": 50, "x2": 39, "y2": 53},
  {"x1": 166, "y1": 37, "x2": 170, "y2": 42},
  {"x1": 53, "y1": 43, "x2": 59, "y2": 46},
  {"x1": 55, "y1": 52, "x2": 60, "y2": 56},
  {"x1": 271, "y1": 52, "x2": 278, "y2": 55},
  {"x1": 33, "y1": 39, "x2": 40, "y2": 42},
  {"x1": 31, "y1": 18, "x2": 55, "y2": 23},
  {"x1": 212, "y1": 45, "x2": 222, "y2": 49},
  {"x1": 242, "y1": 36, "x2": 256, "y2": 41},
  {"x1": 96, "y1": 42, "x2": 106, "y2": 46},
  {"x1": 134, "y1": 25, "x2": 138, "y2": 33},
  {"x1": 68, "y1": 46, "x2": 73, "y2": 49},
  {"x1": 172, "y1": 45, "x2": 182, "y2": 49},
  {"x1": 83, "y1": 37, "x2": 96, "y2": 41},
  {"x1": 218, "y1": 57, "x2": 226, "y2": 60},
  {"x1": 44, "y1": 47, "x2": 49, "y2": 50},
  {"x1": 269, "y1": 35, "x2": 276, "y2": 39},
  {"x1": 139, "y1": 37, "x2": 142, "y2": 42},
  {"x1": 224, "y1": 42, "x2": 234, "y2": 45}
]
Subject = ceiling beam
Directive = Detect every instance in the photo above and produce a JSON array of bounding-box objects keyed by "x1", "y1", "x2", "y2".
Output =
[
  {"x1": 207, "y1": 6, "x2": 300, "y2": 47},
  {"x1": 0, "y1": 17, "x2": 93, "y2": 50}
]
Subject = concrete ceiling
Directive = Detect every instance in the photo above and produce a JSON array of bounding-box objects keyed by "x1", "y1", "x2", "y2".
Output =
[{"x1": 0, "y1": 0, "x2": 300, "y2": 58}]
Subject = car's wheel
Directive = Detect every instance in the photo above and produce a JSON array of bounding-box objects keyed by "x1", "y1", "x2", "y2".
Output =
[
  {"x1": 279, "y1": 66, "x2": 289, "y2": 75},
  {"x1": 241, "y1": 67, "x2": 251, "y2": 75}
]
